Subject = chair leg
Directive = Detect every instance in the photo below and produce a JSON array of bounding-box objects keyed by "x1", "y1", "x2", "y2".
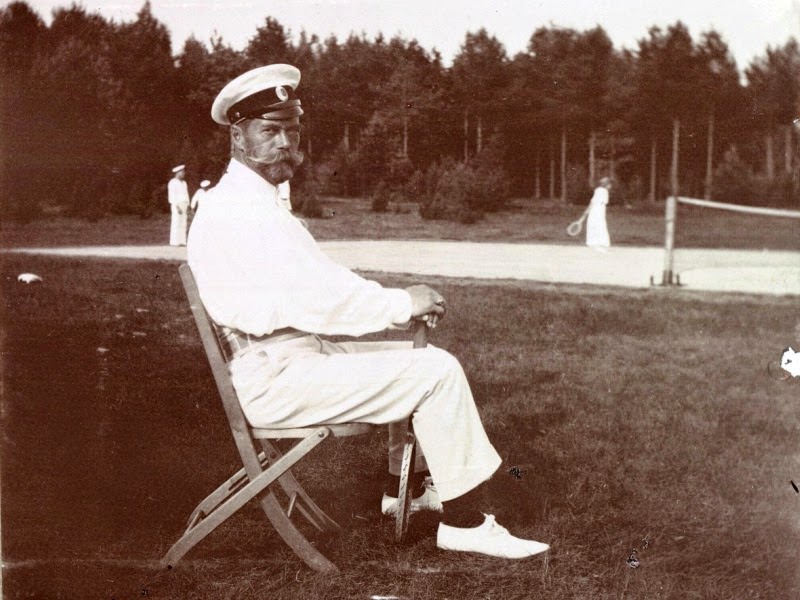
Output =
[
  {"x1": 394, "y1": 431, "x2": 416, "y2": 543},
  {"x1": 183, "y1": 452, "x2": 269, "y2": 529},
  {"x1": 260, "y1": 440, "x2": 342, "y2": 533},
  {"x1": 257, "y1": 489, "x2": 339, "y2": 573},
  {"x1": 161, "y1": 431, "x2": 329, "y2": 569}
]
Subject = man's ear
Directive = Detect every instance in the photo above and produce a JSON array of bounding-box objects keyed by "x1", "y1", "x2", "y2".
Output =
[{"x1": 230, "y1": 124, "x2": 246, "y2": 152}]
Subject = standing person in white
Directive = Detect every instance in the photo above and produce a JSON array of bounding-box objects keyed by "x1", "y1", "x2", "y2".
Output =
[
  {"x1": 168, "y1": 165, "x2": 190, "y2": 246},
  {"x1": 585, "y1": 176, "x2": 612, "y2": 251},
  {"x1": 187, "y1": 64, "x2": 549, "y2": 559},
  {"x1": 191, "y1": 179, "x2": 211, "y2": 212},
  {"x1": 277, "y1": 180, "x2": 291, "y2": 212}
]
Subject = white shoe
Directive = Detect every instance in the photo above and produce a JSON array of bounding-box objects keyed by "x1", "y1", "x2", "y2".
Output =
[
  {"x1": 436, "y1": 514, "x2": 550, "y2": 559},
  {"x1": 381, "y1": 477, "x2": 443, "y2": 516}
]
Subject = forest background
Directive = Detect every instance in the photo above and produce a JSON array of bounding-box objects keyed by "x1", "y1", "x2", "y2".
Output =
[{"x1": 1, "y1": 1, "x2": 798, "y2": 224}]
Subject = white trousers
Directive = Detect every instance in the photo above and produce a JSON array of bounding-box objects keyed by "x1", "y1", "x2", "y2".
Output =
[
  {"x1": 228, "y1": 336, "x2": 501, "y2": 502},
  {"x1": 170, "y1": 205, "x2": 188, "y2": 246}
]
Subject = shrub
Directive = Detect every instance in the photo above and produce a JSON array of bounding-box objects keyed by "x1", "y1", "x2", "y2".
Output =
[
  {"x1": 419, "y1": 157, "x2": 483, "y2": 223},
  {"x1": 149, "y1": 184, "x2": 167, "y2": 215},
  {"x1": 713, "y1": 147, "x2": 800, "y2": 207},
  {"x1": 128, "y1": 180, "x2": 151, "y2": 219},
  {"x1": 387, "y1": 154, "x2": 415, "y2": 190},
  {"x1": 292, "y1": 166, "x2": 325, "y2": 218},
  {"x1": 371, "y1": 181, "x2": 390, "y2": 212},
  {"x1": 416, "y1": 143, "x2": 515, "y2": 223},
  {"x1": 759, "y1": 173, "x2": 800, "y2": 207},
  {"x1": 82, "y1": 176, "x2": 110, "y2": 222},
  {"x1": 713, "y1": 147, "x2": 755, "y2": 204},
  {"x1": 319, "y1": 144, "x2": 359, "y2": 197},
  {"x1": 611, "y1": 174, "x2": 645, "y2": 206},
  {"x1": 296, "y1": 192, "x2": 324, "y2": 218},
  {"x1": 104, "y1": 177, "x2": 129, "y2": 216},
  {"x1": 350, "y1": 115, "x2": 395, "y2": 195},
  {"x1": 419, "y1": 157, "x2": 462, "y2": 220},
  {"x1": 404, "y1": 169, "x2": 427, "y2": 203},
  {"x1": 564, "y1": 164, "x2": 593, "y2": 206},
  {"x1": 466, "y1": 131, "x2": 511, "y2": 212}
]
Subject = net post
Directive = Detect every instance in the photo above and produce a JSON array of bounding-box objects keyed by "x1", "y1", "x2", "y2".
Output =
[{"x1": 661, "y1": 195, "x2": 677, "y2": 286}]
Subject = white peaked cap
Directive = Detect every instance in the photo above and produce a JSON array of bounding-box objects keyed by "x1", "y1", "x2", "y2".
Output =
[{"x1": 211, "y1": 64, "x2": 302, "y2": 125}]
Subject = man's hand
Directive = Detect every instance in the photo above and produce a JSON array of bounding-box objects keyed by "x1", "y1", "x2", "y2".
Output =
[{"x1": 406, "y1": 284, "x2": 446, "y2": 328}]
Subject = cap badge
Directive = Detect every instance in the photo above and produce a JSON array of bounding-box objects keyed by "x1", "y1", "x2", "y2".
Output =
[{"x1": 275, "y1": 86, "x2": 289, "y2": 101}]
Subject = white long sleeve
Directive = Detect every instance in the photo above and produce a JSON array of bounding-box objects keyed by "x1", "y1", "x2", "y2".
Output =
[
  {"x1": 187, "y1": 159, "x2": 412, "y2": 337},
  {"x1": 168, "y1": 178, "x2": 190, "y2": 207}
]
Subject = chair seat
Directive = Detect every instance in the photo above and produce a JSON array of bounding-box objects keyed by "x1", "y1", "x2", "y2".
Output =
[{"x1": 250, "y1": 423, "x2": 375, "y2": 439}]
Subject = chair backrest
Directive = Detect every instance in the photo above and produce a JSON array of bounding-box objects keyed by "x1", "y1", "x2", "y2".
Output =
[{"x1": 179, "y1": 264, "x2": 257, "y2": 452}]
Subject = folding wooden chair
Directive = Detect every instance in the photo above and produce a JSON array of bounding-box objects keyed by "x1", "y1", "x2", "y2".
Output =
[{"x1": 162, "y1": 263, "x2": 423, "y2": 572}]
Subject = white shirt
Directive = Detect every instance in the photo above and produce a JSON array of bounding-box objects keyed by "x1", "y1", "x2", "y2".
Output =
[
  {"x1": 168, "y1": 177, "x2": 190, "y2": 208},
  {"x1": 187, "y1": 158, "x2": 412, "y2": 337}
]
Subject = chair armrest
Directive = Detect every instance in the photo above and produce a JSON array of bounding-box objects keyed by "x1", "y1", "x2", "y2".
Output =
[{"x1": 412, "y1": 319, "x2": 428, "y2": 349}]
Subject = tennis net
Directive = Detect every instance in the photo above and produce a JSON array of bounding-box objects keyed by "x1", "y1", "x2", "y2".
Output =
[{"x1": 659, "y1": 196, "x2": 800, "y2": 294}]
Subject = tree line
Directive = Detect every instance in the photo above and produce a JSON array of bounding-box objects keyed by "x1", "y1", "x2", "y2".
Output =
[{"x1": 1, "y1": 1, "x2": 798, "y2": 222}]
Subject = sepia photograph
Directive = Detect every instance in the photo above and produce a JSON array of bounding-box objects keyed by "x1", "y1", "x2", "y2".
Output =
[{"x1": 1, "y1": 0, "x2": 799, "y2": 598}]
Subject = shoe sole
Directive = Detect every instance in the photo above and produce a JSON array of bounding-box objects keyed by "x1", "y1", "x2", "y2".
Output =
[{"x1": 436, "y1": 543, "x2": 549, "y2": 559}]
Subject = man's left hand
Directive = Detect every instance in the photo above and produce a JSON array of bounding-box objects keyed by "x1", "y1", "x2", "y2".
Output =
[{"x1": 406, "y1": 284, "x2": 446, "y2": 328}]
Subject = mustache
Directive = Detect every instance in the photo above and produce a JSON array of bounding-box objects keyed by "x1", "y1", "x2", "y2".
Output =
[{"x1": 245, "y1": 149, "x2": 304, "y2": 168}]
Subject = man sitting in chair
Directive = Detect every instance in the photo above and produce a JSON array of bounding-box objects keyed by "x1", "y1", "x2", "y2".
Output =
[{"x1": 187, "y1": 64, "x2": 549, "y2": 559}]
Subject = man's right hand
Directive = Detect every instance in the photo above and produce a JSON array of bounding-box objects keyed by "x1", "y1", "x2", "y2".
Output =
[{"x1": 405, "y1": 284, "x2": 446, "y2": 327}]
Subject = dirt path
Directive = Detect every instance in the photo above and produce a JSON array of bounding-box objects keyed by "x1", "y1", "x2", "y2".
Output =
[{"x1": 7, "y1": 241, "x2": 799, "y2": 296}]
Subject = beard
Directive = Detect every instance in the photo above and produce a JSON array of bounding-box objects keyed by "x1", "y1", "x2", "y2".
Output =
[{"x1": 244, "y1": 147, "x2": 305, "y2": 185}]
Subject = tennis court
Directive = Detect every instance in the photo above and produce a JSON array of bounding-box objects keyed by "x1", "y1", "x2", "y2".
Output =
[{"x1": 8, "y1": 241, "x2": 799, "y2": 295}]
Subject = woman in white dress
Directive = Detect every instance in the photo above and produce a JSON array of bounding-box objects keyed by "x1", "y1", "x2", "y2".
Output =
[{"x1": 586, "y1": 176, "x2": 611, "y2": 251}]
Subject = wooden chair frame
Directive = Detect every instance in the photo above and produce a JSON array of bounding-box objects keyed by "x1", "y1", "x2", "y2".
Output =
[{"x1": 162, "y1": 264, "x2": 422, "y2": 572}]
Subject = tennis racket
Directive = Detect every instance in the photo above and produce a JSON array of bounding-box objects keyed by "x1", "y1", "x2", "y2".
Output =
[{"x1": 566, "y1": 208, "x2": 589, "y2": 237}]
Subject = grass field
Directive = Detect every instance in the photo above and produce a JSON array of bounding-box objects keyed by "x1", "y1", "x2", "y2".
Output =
[
  {"x1": 1, "y1": 196, "x2": 798, "y2": 250},
  {"x1": 1, "y1": 206, "x2": 799, "y2": 599}
]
